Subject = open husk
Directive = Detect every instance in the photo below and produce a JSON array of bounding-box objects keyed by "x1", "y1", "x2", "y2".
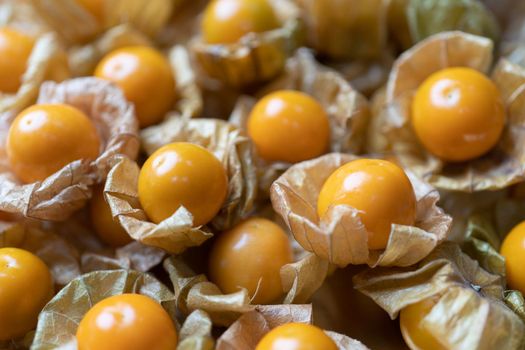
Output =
[
  {"x1": 163, "y1": 240, "x2": 331, "y2": 327},
  {"x1": 177, "y1": 310, "x2": 215, "y2": 350},
  {"x1": 271, "y1": 153, "x2": 452, "y2": 267},
  {"x1": 0, "y1": 78, "x2": 139, "y2": 221},
  {"x1": 191, "y1": 0, "x2": 303, "y2": 89},
  {"x1": 501, "y1": 1, "x2": 525, "y2": 67},
  {"x1": 229, "y1": 49, "x2": 370, "y2": 195},
  {"x1": 31, "y1": 269, "x2": 177, "y2": 350},
  {"x1": 297, "y1": 0, "x2": 389, "y2": 61},
  {"x1": 353, "y1": 242, "x2": 525, "y2": 350},
  {"x1": 215, "y1": 304, "x2": 369, "y2": 350},
  {"x1": 105, "y1": 116, "x2": 256, "y2": 253},
  {"x1": 367, "y1": 31, "x2": 525, "y2": 192}
]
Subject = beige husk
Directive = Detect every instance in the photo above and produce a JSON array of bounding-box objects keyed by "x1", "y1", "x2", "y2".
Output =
[
  {"x1": 501, "y1": 1, "x2": 525, "y2": 67},
  {"x1": 163, "y1": 242, "x2": 331, "y2": 327},
  {"x1": 215, "y1": 304, "x2": 369, "y2": 350},
  {"x1": 353, "y1": 242, "x2": 525, "y2": 350},
  {"x1": 177, "y1": 310, "x2": 215, "y2": 350},
  {"x1": 270, "y1": 153, "x2": 452, "y2": 267},
  {"x1": 367, "y1": 31, "x2": 525, "y2": 192},
  {"x1": 296, "y1": 0, "x2": 389, "y2": 61},
  {"x1": 0, "y1": 78, "x2": 139, "y2": 221},
  {"x1": 229, "y1": 49, "x2": 370, "y2": 195},
  {"x1": 191, "y1": 0, "x2": 303, "y2": 89},
  {"x1": 31, "y1": 269, "x2": 177, "y2": 350},
  {"x1": 0, "y1": 33, "x2": 69, "y2": 114},
  {"x1": 105, "y1": 116, "x2": 256, "y2": 254}
]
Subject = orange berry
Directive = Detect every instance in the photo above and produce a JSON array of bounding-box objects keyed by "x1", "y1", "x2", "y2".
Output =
[
  {"x1": 201, "y1": 0, "x2": 279, "y2": 44},
  {"x1": 0, "y1": 248, "x2": 53, "y2": 340},
  {"x1": 138, "y1": 142, "x2": 228, "y2": 226},
  {"x1": 248, "y1": 90, "x2": 330, "y2": 163},
  {"x1": 6, "y1": 104, "x2": 100, "y2": 183},
  {"x1": 500, "y1": 221, "x2": 525, "y2": 295},
  {"x1": 0, "y1": 28, "x2": 35, "y2": 93},
  {"x1": 412, "y1": 67, "x2": 505, "y2": 162},
  {"x1": 94, "y1": 46, "x2": 175, "y2": 128},
  {"x1": 90, "y1": 186, "x2": 132, "y2": 247},
  {"x1": 209, "y1": 217, "x2": 293, "y2": 304},
  {"x1": 317, "y1": 159, "x2": 416, "y2": 250},
  {"x1": 400, "y1": 295, "x2": 446, "y2": 350},
  {"x1": 256, "y1": 323, "x2": 338, "y2": 350},
  {"x1": 76, "y1": 293, "x2": 178, "y2": 350}
]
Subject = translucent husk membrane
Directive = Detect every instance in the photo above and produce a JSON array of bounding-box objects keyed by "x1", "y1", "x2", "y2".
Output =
[
  {"x1": 229, "y1": 49, "x2": 370, "y2": 195},
  {"x1": 191, "y1": 0, "x2": 303, "y2": 89},
  {"x1": 271, "y1": 153, "x2": 451, "y2": 267},
  {"x1": 367, "y1": 31, "x2": 525, "y2": 192},
  {"x1": 0, "y1": 78, "x2": 139, "y2": 221},
  {"x1": 215, "y1": 304, "x2": 370, "y2": 350},
  {"x1": 353, "y1": 241, "x2": 525, "y2": 350}
]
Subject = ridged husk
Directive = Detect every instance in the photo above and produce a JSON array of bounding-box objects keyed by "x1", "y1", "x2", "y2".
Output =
[
  {"x1": 353, "y1": 242, "x2": 525, "y2": 350},
  {"x1": 0, "y1": 78, "x2": 139, "y2": 221},
  {"x1": 177, "y1": 310, "x2": 215, "y2": 350},
  {"x1": 270, "y1": 153, "x2": 452, "y2": 267},
  {"x1": 0, "y1": 33, "x2": 69, "y2": 114},
  {"x1": 191, "y1": 0, "x2": 303, "y2": 89},
  {"x1": 367, "y1": 31, "x2": 525, "y2": 192},
  {"x1": 31, "y1": 269, "x2": 177, "y2": 350},
  {"x1": 229, "y1": 49, "x2": 370, "y2": 195},
  {"x1": 296, "y1": 0, "x2": 389, "y2": 61},
  {"x1": 163, "y1": 241, "x2": 331, "y2": 327},
  {"x1": 388, "y1": 0, "x2": 499, "y2": 50},
  {"x1": 215, "y1": 304, "x2": 369, "y2": 350}
]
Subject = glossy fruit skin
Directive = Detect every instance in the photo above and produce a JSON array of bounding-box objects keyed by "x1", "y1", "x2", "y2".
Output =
[
  {"x1": 201, "y1": 0, "x2": 279, "y2": 44},
  {"x1": 76, "y1": 293, "x2": 178, "y2": 350},
  {"x1": 400, "y1": 296, "x2": 446, "y2": 350},
  {"x1": 247, "y1": 90, "x2": 330, "y2": 163},
  {"x1": 138, "y1": 142, "x2": 228, "y2": 226},
  {"x1": 412, "y1": 67, "x2": 505, "y2": 162},
  {"x1": 255, "y1": 323, "x2": 338, "y2": 350},
  {"x1": 317, "y1": 159, "x2": 416, "y2": 250},
  {"x1": 209, "y1": 217, "x2": 293, "y2": 304},
  {"x1": 0, "y1": 247, "x2": 54, "y2": 341},
  {"x1": 0, "y1": 28, "x2": 35, "y2": 93},
  {"x1": 501, "y1": 221, "x2": 525, "y2": 295},
  {"x1": 90, "y1": 186, "x2": 132, "y2": 247},
  {"x1": 6, "y1": 104, "x2": 100, "y2": 184},
  {"x1": 94, "y1": 46, "x2": 175, "y2": 128}
]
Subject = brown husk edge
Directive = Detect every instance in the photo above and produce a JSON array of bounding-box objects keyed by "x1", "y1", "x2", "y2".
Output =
[
  {"x1": 31, "y1": 269, "x2": 177, "y2": 350},
  {"x1": 0, "y1": 77, "x2": 139, "y2": 221},
  {"x1": 191, "y1": 0, "x2": 303, "y2": 88},
  {"x1": 229, "y1": 49, "x2": 370, "y2": 195},
  {"x1": 367, "y1": 31, "x2": 525, "y2": 192},
  {"x1": 353, "y1": 242, "x2": 525, "y2": 350},
  {"x1": 270, "y1": 153, "x2": 452, "y2": 267},
  {"x1": 215, "y1": 304, "x2": 370, "y2": 350}
]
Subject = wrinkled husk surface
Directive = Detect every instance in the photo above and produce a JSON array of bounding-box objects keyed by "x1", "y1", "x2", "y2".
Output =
[
  {"x1": 353, "y1": 242, "x2": 525, "y2": 350},
  {"x1": 367, "y1": 31, "x2": 525, "y2": 192},
  {"x1": 0, "y1": 78, "x2": 139, "y2": 221},
  {"x1": 271, "y1": 153, "x2": 451, "y2": 267}
]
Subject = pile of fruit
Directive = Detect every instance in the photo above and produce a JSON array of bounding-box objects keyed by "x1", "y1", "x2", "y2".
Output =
[{"x1": 1, "y1": 0, "x2": 525, "y2": 349}]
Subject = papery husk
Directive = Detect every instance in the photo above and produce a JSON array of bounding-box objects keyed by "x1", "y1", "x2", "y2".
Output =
[
  {"x1": 31, "y1": 269, "x2": 177, "y2": 350},
  {"x1": 0, "y1": 33, "x2": 69, "y2": 114},
  {"x1": 140, "y1": 117, "x2": 256, "y2": 232},
  {"x1": 216, "y1": 304, "x2": 369, "y2": 350},
  {"x1": 271, "y1": 153, "x2": 451, "y2": 267},
  {"x1": 229, "y1": 49, "x2": 370, "y2": 195},
  {"x1": 163, "y1": 244, "x2": 331, "y2": 327},
  {"x1": 353, "y1": 242, "x2": 525, "y2": 350},
  {"x1": 0, "y1": 220, "x2": 80, "y2": 286},
  {"x1": 368, "y1": 31, "x2": 525, "y2": 192},
  {"x1": 0, "y1": 78, "x2": 139, "y2": 221},
  {"x1": 191, "y1": 0, "x2": 303, "y2": 89},
  {"x1": 388, "y1": 0, "x2": 499, "y2": 50},
  {"x1": 0, "y1": 0, "x2": 53, "y2": 39},
  {"x1": 296, "y1": 0, "x2": 389, "y2": 61},
  {"x1": 68, "y1": 24, "x2": 152, "y2": 77},
  {"x1": 177, "y1": 310, "x2": 214, "y2": 350},
  {"x1": 501, "y1": 1, "x2": 525, "y2": 67}
]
